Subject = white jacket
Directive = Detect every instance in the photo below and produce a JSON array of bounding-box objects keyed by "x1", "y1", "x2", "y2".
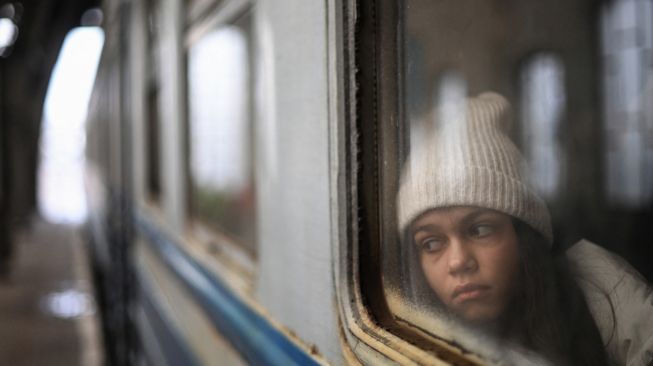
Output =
[{"x1": 567, "y1": 240, "x2": 653, "y2": 366}]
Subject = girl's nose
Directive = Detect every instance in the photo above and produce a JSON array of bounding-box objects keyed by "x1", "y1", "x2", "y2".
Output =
[{"x1": 448, "y1": 239, "x2": 477, "y2": 275}]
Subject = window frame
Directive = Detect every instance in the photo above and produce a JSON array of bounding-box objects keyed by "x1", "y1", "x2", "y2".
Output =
[
  {"x1": 340, "y1": 0, "x2": 653, "y2": 364},
  {"x1": 139, "y1": 0, "x2": 164, "y2": 207},
  {"x1": 335, "y1": 0, "x2": 488, "y2": 364}
]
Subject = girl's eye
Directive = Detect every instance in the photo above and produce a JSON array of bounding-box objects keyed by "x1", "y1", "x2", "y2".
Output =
[
  {"x1": 420, "y1": 238, "x2": 445, "y2": 253},
  {"x1": 470, "y1": 224, "x2": 495, "y2": 238}
]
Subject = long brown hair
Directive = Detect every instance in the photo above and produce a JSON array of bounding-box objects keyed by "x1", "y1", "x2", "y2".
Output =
[{"x1": 507, "y1": 219, "x2": 610, "y2": 366}]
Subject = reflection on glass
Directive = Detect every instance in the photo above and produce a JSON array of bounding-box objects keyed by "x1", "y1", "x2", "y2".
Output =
[
  {"x1": 601, "y1": 0, "x2": 653, "y2": 207},
  {"x1": 436, "y1": 71, "x2": 468, "y2": 147},
  {"x1": 187, "y1": 16, "x2": 255, "y2": 251},
  {"x1": 409, "y1": 71, "x2": 467, "y2": 175},
  {"x1": 393, "y1": 1, "x2": 653, "y2": 365},
  {"x1": 520, "y1": 54, "x2": 566, "y2": 199}
]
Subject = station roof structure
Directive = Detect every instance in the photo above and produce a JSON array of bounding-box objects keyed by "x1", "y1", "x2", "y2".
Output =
[{"x1": 1, "y1": 0, "x2": 100, "y2": 270}]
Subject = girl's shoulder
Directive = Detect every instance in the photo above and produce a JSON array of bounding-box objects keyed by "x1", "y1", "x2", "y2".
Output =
[
  {"x1": 567, "y1": 240, "x2": 649, "y2": 291},
  {"x1": 566, "y1": 240, "x2": 653, "y2": 366}
]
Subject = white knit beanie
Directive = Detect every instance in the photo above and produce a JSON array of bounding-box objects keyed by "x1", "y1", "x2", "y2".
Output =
[{"x1": 397, "y1": 92, "x2": 553, "y2": 244}]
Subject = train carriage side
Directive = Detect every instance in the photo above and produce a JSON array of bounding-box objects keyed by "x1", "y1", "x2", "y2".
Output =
[{"x1": 86, "y1": 0, "x2": 351, "y2": 364}]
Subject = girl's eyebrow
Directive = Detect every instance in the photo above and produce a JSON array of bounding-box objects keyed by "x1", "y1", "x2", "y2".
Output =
[
  {"x1": 460, "y1": 209, "x2": 498, "y2": 225},
  {"x1": 411, "y1": 223, "x2": 440, "y2": 235},
  {"x1": 410, "y1": 208, "x2": 500, "y2": 235}
]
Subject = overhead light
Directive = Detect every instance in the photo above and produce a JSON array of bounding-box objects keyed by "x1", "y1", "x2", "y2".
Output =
[{"x1": 0, "y1": 17, "x2": 18, "y2": 55}]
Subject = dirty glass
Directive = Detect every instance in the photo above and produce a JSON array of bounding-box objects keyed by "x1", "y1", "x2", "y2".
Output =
[
  {"x1": 187, "y1": 12, "x2": 256, "y2": 252},
  {"x1": 387, "y1": 0, "x2": 653, "y2": 364}
]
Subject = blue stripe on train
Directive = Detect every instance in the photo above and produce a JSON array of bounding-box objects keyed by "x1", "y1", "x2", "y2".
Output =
[
  {"x1": 136, "y1": 216, "x2": 321, "y2": 366},
  {"x1": 139, "y1": 271, "x2": 202, "y2": 366}
]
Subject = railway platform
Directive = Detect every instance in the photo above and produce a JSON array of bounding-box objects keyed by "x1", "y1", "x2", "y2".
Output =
[{"x1": 0, "y1": 217, "x2": 104, "y2": 365}]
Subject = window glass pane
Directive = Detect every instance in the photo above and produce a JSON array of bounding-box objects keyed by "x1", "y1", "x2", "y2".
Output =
[
  {"x1": 601, "y1": 0, "x2": 653, "y2": 207},
  {"x1": 390, "y1": 0, "x2": 653, "y2": 364},
  {"x1": 187, "y1": 12, "x2": 255, "y2": 252}
]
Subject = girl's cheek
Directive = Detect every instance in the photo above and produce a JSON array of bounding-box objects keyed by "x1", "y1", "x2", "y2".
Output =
[{"x1": 421, "y1": 258, "x2": 440, "y2": 280}]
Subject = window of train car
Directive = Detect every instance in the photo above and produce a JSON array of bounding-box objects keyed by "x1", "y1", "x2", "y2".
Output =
[
  {"x1": 186, "y1": 9, "x2": 256, "y2": 255},
  {"x1": 374, "y1": 0, "x2": 653, "y2": 364}
]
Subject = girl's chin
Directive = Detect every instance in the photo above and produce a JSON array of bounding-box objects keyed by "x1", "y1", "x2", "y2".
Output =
[{"x1": 454, "y1": 306, "x2": 503, "y2": 327}]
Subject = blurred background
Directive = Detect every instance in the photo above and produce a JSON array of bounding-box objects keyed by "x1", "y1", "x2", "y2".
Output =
[{"x1": 1, "y1": 1, "x2": 104, "y2": 365}]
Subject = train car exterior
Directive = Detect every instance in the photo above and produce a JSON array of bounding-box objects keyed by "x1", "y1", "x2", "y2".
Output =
[
  {"x1": 85, "y1": 0, "x2": 653, "y2": 365},
  {"x1": 87, "y1": 0, "x2": 357, "y2": 364}
]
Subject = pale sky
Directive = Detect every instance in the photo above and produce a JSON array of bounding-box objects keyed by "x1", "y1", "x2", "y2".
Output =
[{"x1": 39, "y1": 27, "x2": 104, "y2": 224}]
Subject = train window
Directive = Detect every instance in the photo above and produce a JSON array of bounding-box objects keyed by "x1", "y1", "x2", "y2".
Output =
[
  {"x1": 186, "y1": 10, "x2": 256, "y2": 253},
  {"x1": 374, "y1": 0, "x2": 653, "y2": 364}
]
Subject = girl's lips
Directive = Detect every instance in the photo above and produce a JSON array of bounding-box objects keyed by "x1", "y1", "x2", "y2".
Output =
[{"x1": 452, "y1": 283, "x2": 490, "y2": 303}]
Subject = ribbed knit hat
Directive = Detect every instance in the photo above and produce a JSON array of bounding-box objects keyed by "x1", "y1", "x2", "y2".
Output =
[{"x1": 397, "y1": 92, "x2": 553, "y2": 244}]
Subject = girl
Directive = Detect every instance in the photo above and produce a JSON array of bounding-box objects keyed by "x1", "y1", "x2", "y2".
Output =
[{"x1": 397, "y1": 92, "x2": 653, "y2": 366}]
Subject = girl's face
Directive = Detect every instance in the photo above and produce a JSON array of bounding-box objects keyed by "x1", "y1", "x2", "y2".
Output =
[{"x1": 410, "y1": 206, "x2": 521, "y2": 325}]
